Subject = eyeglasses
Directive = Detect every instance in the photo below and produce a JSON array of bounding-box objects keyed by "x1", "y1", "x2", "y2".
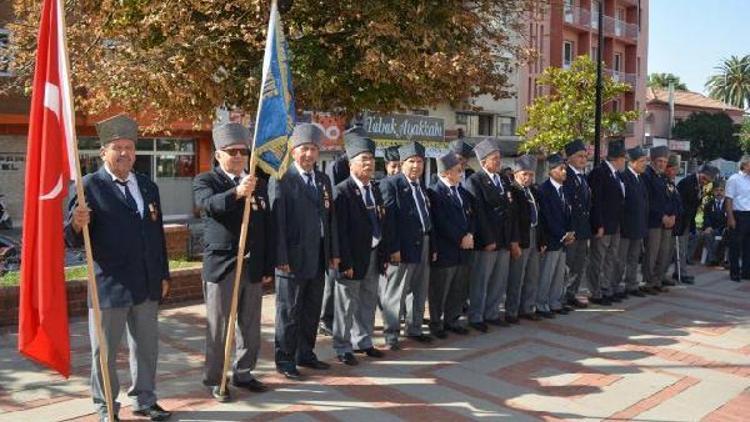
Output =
[{"x1": 222, "y1": 148, "x2": 249, "y2": 157}]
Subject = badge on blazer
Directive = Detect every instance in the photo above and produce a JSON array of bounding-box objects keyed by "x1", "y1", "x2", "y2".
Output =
[
  {"x1": 251, "y1": 196, "x2": 258, "y2": 210},
  {"x1": 323, "y1": 187, "x2": 331, "y2": 209},
  {"x1": 260, "y1": 198, "x2": 266, "y2": 210},
  {"x1": 507, "y1": 191, "x2": 513, "y2": 202},
  {"x1": 148, "y1": 202, "x2": 159, "y2": 222}
]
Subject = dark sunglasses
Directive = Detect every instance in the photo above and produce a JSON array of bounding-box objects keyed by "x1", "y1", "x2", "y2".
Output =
[{"x1": 222, "y1": 148, "x2": 249, "y2": 157}]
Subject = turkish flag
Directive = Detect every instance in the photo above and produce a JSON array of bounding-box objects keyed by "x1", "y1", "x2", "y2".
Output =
[{"x1": 18, "y1": 0, "x2": 77, "y2": 378}]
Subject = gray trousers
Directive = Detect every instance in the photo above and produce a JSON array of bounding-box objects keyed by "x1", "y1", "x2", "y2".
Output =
[
  {"x1": 89, "y1": 300, "x2": 159, "y2": 417},
  {"x1": 520, "y1": 240, "x2": 541, "y2": 315},
  {"x1": 468, "y1": 249, "x2": 509, "y2": 323},
  {"x1": 445, "y1": 262, "x2": 471, "y2": 327},
  {"x1": 588, "y1": 234, "x2": 621, "y2": 298},
  {"x1": 380, "y1": 236, "x2": 429, "y2": 344},
  {"x1": 565, "y1": 238, "x2": 589, "y2": 300},
  {"x1": 203, "y1": 279, "x2": 262, "y2": 386},
  {"x1": 428, "y1": 265, "x2": 459, "y2": 332},
  {"x1": 506, "y1": 228, "x2": 537, "y2": 318},
  {"x1": 333, "y1": 250, "x2": 379, "y2": 354},
  {"x1": 320, "y1": 270, "x2": 335, "y2": 329},
  {"x1": 676, "y1": 233, "x2": 692, "y2": 277},
  {"x1": 662, "y1": 234, "x2": 676, "y2": 281},
  {"x1": 617, "y1": 237, "x2": 643, "y2": 292},
  {"x1": 643, "y1": 228, "x2": 672, "y2": 288},
  {"x1": 538, "y1": 249, "x2": 566, "y2": 312}
]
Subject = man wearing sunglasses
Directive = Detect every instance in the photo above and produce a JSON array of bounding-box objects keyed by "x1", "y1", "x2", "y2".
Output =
[{"x1": 193, "y1": 123, "x2": 274, "y2": 402}]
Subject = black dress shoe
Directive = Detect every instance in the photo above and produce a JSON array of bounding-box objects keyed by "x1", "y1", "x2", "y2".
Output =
[
  {"x1": 654, "y1": 286, "x2": 669, "y2": 293},
  {"x1": 539, "y1": 311, "x2": 556, "y2": 319},
  {"x1": 682, "y1": 277, "x2": 695, "y2": 285},
  {"x1": 568, "y1": 297, "x2": 589, "y2": 308},
  {"x1": 232, "y1": 378, "x2": 268, "y2": 393},
  {"x1": 505, "y1": 315, "x2": 520, "y2": 324},
  {"x1": 354, "y1": 347, "x2": 385, "y2": 358},
  {"x1": 133, "y1": 403, "x2": 172, "y2": 421},
  {"x1": 337, "y1": 352, "x2": 359, "y2": 366},
  {"x1": 615, "y1": 291, "x2": 628, "y2": 300},
  {"x1": 562, "y1": 304, "x2": 575, "y2": 312},
  {"x1": 446, "y1": 325, "x2": 470, "y2": 335},
  {"x1": 318, "y1": 323, "x2": 333, "y2": 336},
  {"x1": 407, "y1": 334, "x2": 434, "y2": 343},
  {"x1": 387, "y1": 342, "x2": 402, "y2": 351},
  {"x1": 276, "y1": 365, "x2": 303, "y2": 379},
  {"x1": 430, "y1": 330, "x2": 448, "y2": 339},
  {"x1": 298, "y1": 358, "x2": 331, "y2": 370},
  {"x1": 627, "y1": 289, "x2": 646, "y2": 297},
  {"x1": 210, "y1": 385, "x2": 231, "y2": 402},
  {"x1": 485, "y1": 318, "x2": 510, "y2": 327},
  {"x1": 608, "y1": 295, "x2": 622, "y2": 303},
  {"x1": 663, "y1": 279, "x2": 676, "y2": 286},
  {"x1": 553, "y1": 308, "x2": 569, "y2": 315},
  {"x1": 590, "y1": 297, "x2": 612, "y2": 306},
  {"x1": 469, "y1": 321, "x2": 488, "y2": 332},
  {"x1": 640, "y1": 286, "x2": 659, "y2": 295},
  {"x1": 520, "y1": 313, "x2": 542, "y2": 321}
]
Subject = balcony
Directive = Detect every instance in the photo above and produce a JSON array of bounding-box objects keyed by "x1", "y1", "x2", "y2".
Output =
[
  {"x1": 607, "y1": 69, "x2": 637, "y2": 88},
  {"x1": 563, "y1": 5, "x2": 638, "y2": 41}
]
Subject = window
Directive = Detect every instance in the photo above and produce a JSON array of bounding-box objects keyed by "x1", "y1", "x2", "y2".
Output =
[
  {"x1": 477, "y1": 115, "x2": 493, "y2": 136},
  {"x1": 614, "y1": 53, "x2": 622, "y2": 72},
  {"x1": 564, "y1": 0, "x2": 574, "y2": 23},
  {"x1": 455, "y1": 113, "x2": 468, "y2": 125},
  {"x1": 78, "y1": 136, "x2": 197, "y2": 179},
  {"x1": 615, "y1": 7, "x2": 626, "y2": 36},
  {"x1": 563, "y1": 41, "x2": 574, "y2": 68},
  {"x1": 0, "y1": 29, "x2": 11, "y2": 76},
  {"x1": 612, "y1": 100, "x2": 620, "y2": 112},
  {"x1": 591, "y1": 46, "x2": 599, "y2": 61},
  {"x1": 591, "y1": 0, "x2": 600, "y2": 28},
  {"x1": 496, "y1": 117, "x2": 516, "y2": 136}
]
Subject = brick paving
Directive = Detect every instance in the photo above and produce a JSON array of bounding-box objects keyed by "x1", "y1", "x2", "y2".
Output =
[{"x1": 1, "y1": 266, "x2": 749, "y2": 421}]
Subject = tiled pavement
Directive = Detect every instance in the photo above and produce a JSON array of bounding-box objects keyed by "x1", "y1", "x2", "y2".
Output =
[{"x1": 1, "y1": 266, "x2": 749, "y2": 421}]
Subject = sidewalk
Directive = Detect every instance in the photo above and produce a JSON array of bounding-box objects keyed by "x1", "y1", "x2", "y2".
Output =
[{"x1": 1, "y1": 266, "x2": 749, "y2": 421}]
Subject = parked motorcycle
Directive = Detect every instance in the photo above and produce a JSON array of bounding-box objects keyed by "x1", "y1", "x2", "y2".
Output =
[{"x1": 0, "y1": 194, "x2": 12, "y2": 230}]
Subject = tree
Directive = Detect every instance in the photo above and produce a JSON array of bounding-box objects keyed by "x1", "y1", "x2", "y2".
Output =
[
  {"x1": 647, "y1": 73, "x2": 687, "y2": 91},
  {"x1": 517, "y1": 55, "x2": 638, "y2": 153},
  {"x1": 4, "y1": 0, "x2": 540, "y2": 131},
  {"x1": 672, "y1": 111, "x2": 742, "y2": 161},
  {"x1": 738, "y1": 116, "x2": 750, "y2": 153},
  {"x1": 705, "y1": 55, "x2": 750, "y2": 110}
]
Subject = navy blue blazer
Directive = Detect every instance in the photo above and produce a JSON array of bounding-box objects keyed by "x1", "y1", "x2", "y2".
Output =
[
  {"x1": 508, "y1": 182, "x2": 547, "y2": 250},
  {"x1": 380, "y1": 173, "x2": 431, "y2": 264},
  {"x1": 676, "y1": 173, "x2": 701, "y2": 235},
  {"x1": 193, "y1": 167, "x2": 274, "y2": 284},
  {"x1": 334, "y1": 176, "x2": 388, "y2": 280},
  {"x1": 588, "y1": 162, "x2": 625, "y2": 235},
  {"x1": 269, "y1": 164, "x2": 339, "y2": 279},
  {"x1": 539, "y1": 179, "x2": 572, "y2": 251},
  {"x1": 702, "y1": 197, "x2": 727, "y2": 234},
  {"x1": 64, "y1": 167, "x2": 169, "y2": 308},
  {"x1": 464, "y1": 170, "x2": 519, "y2": 250},
  {"x1": 642, "y1": 165, "x2": 675, "y2": 229},
  {"x1": 620, "y1": 168, "x2": 649, "y2": 240},
  {"x1": 563, "y1": 165, "x2": 592, "y2": 239},
  {"x1": 427, "y1": 179, "x2": 475, "y2": 267}
]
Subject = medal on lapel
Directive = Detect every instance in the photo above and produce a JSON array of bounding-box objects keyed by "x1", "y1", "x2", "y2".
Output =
[
  {"x1": 323, "y1": 186, "x2": 331, "y2": 209},
  {"x1": 149, "y1": 202, "x2": 159, "y2": 222},
  {"x1": 260, "y1": 197, "x2": 266, "y2": 210},
  {"x1": 251, "y1": 196, "x2": 258, "y2": 211},
  {"x1": 507, "y1": 191, "x2": 513, "y2": 202}
]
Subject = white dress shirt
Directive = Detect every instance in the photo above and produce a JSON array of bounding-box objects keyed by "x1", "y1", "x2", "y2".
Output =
[
  {"x1": 726, "y1": 171, "x2": 750, "y2": 211},
  {"x1": 407, "y1": 177, "x2": 430, "y2": 232},
  {"x1": 104, "y1": 163, "x2": 144, "y2": 217}
]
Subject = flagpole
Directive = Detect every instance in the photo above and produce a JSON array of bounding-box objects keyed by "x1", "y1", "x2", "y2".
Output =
[
  {"x1": 57, "y1": 1, "x2": 115, "y2": 420},
  {"x1": 219, "y1": 0, "x2": 279, "y2": 397}
]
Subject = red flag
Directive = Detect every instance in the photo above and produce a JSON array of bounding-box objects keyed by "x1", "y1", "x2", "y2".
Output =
[{"x1": 18, "y1": 0, "x2": 77, "y2": 378}]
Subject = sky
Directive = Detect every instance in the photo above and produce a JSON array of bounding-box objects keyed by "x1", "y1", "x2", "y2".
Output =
[{"x1": 648, "y1": 0, "x2": 750, "y2": 94}]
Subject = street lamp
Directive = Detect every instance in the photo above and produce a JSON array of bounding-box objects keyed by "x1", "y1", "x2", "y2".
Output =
[{"x1": 593, "y1": 0, "x2": 604, "y2": 166}]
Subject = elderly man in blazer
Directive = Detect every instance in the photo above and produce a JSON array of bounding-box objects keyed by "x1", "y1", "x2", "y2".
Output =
[
  {"x1": 464, "y1": 139, "x2": 521, "y2": 332},
  {"x1": 615, "y1": 146, "x2": 649, "y2": 298},
  {"x1": 700, "y1": 181, "x2": 728, "y2": 266},
  {"x1": 537, "y1": 154, "x2": 575, "y2": 317},
  {"x1": 380, "y1": 141, "x2": 433, "y2": 350},
  {"x1": 562, "y1": 139, "x2": 591, "y2": 309},
  {"x1": 193, "y1": 123, "x2": 273, "y2": 401},
  {"x1": 270, "y1": 123, "x2": 340, "y2": 379},
  {"x1": 427, "y1": 152, "x2": 475, "y2": 338},
  {"x1": 331, "y1": 132, "x2": 387, "y2": 365},
  {"x1": 65, "y1": 115, "x2": 171, "y2": 422},
  {"x1": 587, "y1": 140, "x2": 627, "y2": 306},
  {"x1": 508, "y1": 154, "x2": 547, "y2": 323},
  {"x1": 641, "y1": 145, "x2": 675, "y2": 294}
]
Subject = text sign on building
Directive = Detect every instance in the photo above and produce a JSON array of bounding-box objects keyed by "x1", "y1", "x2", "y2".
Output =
[
  {"x1": 668, "y1": 140, "x2": 691, "y2": 152},
  {"x1": 363, "y1": 113, "x2": 445, "y2": 142}
]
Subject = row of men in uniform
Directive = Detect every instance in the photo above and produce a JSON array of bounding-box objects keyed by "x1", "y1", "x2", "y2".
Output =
[{"x1": 63, "y1": 113, "x2": 718, "y2": 421}]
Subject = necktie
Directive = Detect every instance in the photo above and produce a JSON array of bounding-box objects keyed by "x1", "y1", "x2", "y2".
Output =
[
  {"x1": 616, "y1": 172, "x2": 625, "y2": 196},
  {"x1": 558, "y1": 186, "x2": 565, "y2": 203},
  {"x1": 304, "y1": 172, "x2": 315, "y2": 188},
  {"x1": 115, "y1": 179, "x2": 139, "y2": 216},
  {"x1": 493, "y1": 174, "x2": 504, "y2": 194},
  {"x1": 233, "y1": 176, "x2": 241, "y2": 186},
  {"x1": 450, "y1": 185, "x2": 467, "y2": 224},
  {"x1": 411, "y1": 182, "x2": 432, "y2": 232},
  {"x1": 363, "y1": 185, "x2": 381, "y2": 240},
  {"x1": 526, "y1": 187, "x2": 538, "y2": 226}
]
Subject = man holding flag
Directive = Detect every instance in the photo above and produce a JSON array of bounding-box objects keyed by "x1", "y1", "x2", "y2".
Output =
[{"x1": 65, "y1": 115, "x2": 172, "y2": 422}]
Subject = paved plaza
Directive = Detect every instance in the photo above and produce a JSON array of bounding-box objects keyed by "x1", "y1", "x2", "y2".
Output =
[{"x1": 1, "y1": 266, "x2": 749, "y2": 421}]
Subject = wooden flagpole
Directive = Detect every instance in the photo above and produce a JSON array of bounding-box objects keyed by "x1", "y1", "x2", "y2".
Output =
[
  {"x1": 58, "y1": 0, "x2": 115, "y2": 420},
  {"x1": 219, "y1": 0, "x2": 280, "y2": 397}
]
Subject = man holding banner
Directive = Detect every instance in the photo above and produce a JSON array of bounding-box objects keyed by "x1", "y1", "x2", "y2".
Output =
[{"x1": 65, "y1": 115, "x2": 172, "y2": 422}]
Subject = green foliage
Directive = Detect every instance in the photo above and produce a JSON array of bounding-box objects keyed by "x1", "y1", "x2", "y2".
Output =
[
  {"x1": 517, "y1": 55, "x2": 638, "y2": 154},
  {"x1": 672, "y1": 111, "x2": 742, "y2": 161},
  {"x1": 648, "y1": 73, "x2": 688, "y2": 90},
  {"x1": 705, "y1": 55, "x2": 750, "y2": 110},
  {"x1": 738, "y1": 117, "x2": 750, "y2": 153}
]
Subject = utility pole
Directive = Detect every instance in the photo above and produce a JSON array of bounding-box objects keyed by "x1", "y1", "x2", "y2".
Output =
[{"x1": 593, "y1": 0, "x2": 604, "y2": 166}]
